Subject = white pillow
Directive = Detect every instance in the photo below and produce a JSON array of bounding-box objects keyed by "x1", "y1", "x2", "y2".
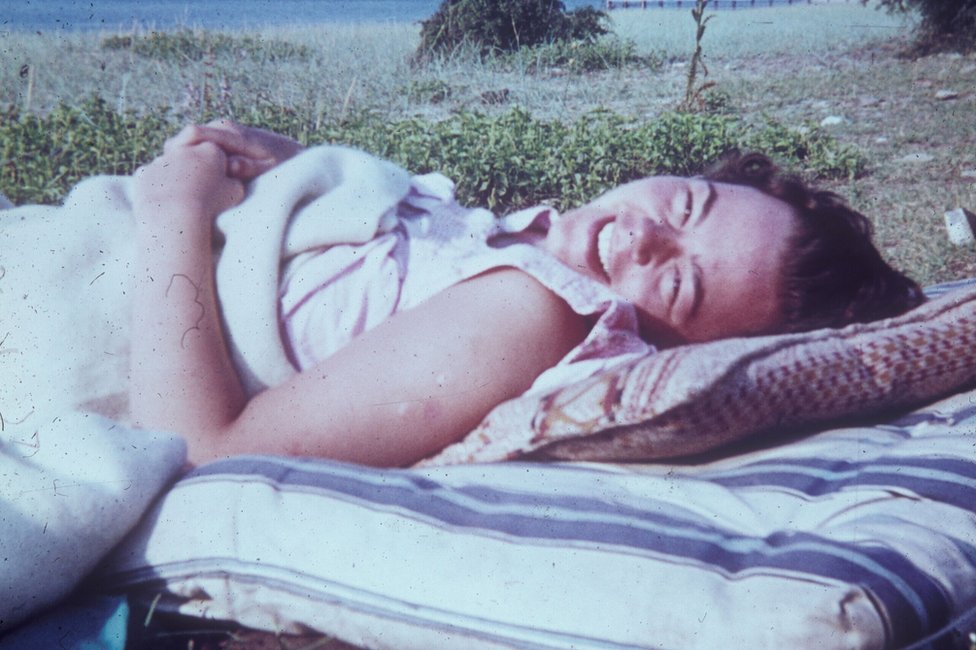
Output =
[{"x1": 0, "y1": 411, "x2": 185, "y2": 631}]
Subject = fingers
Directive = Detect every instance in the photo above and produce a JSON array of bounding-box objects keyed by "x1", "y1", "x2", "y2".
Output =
[
  {"x1": 205, "y1": 118, "x2": 243, "y2": 134},
  {"x1": 162, "y1": 122, "x2": 282, "y2": 181},
  {"x1": 165, "y1": 123, "x2": 255, "y2": 158},
  {"x1": 205, "y1": 119, "x2": 304, "y2": 162},
  {"x1": 227, "y1": 155, "x2": 275, "y2": 181},
  {"x1": 163, "y1": 124, "x2": 205, "y2": 153},
  {"x1": 197, "y1": 122, "x2": 254, "y2": 156},
  {"x1": 155, "y1": 135, "x2": 268, "y2": 183}
]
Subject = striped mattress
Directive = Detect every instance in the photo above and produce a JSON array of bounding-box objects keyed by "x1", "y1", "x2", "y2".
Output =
[{"x1": 101, "y1": 383, "x2": 976, "y2": 649}]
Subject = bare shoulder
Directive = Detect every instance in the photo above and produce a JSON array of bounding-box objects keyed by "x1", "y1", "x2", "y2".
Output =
[{"x1": 431, "y1": 266, "x2": 590, "y2": 353}]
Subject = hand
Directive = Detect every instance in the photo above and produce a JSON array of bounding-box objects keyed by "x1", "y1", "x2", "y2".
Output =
[
  {"x1": 133, "y1": 135, "x2": 246, "y2": 226},
  {"x1": 166, "y1": 120, "x2": 305, "y2": 181}
]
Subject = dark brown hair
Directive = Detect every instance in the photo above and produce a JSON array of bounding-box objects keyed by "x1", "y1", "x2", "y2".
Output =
[{"x1": 704, "y1": 151, "x2": 925, "y2": 333}]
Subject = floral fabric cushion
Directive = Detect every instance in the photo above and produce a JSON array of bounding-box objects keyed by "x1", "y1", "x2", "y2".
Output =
[{"x1": 424, "y1": 283, "x2": 976, "y2": 465}]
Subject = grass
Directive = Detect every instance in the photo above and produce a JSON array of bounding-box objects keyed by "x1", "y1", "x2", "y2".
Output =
[
  {"x1": 614, "y1": 3, "x2": 912, "y2": 57},
  {"x1": 0, "y1": 4, "x2": 973, "y2": 287}
]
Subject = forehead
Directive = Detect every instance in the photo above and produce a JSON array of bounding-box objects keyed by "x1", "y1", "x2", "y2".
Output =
[{"x1": 594, "y1": 175, "x2": 686, "y2": 202}]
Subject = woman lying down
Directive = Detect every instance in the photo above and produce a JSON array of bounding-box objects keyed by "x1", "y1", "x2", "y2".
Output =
[{"x1": 126, "y1": 121, "x2": 923, "y2": 468}]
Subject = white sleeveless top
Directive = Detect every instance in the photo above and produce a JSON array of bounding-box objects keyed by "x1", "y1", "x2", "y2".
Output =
[{"x1": 278, "y1": 173, "x2": 653, "y2": 396}]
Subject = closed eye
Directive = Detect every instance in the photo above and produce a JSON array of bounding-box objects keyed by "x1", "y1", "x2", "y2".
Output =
[
  {"x1": 669, "y1": 265, "x2": 682, "y2": 311},
  {"x1": 681, "y1": 189, "x2": 693, "y2": 226}
]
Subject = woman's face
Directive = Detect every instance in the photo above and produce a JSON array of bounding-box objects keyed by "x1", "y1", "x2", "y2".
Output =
[{"x1": 543, "y1": 176, "x2": 799, "y2": 344}]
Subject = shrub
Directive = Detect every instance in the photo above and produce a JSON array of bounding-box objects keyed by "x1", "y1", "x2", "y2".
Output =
[
  {"x1": 515, "y1": 37, "x2": 663, "y2": 73},
  {"x1": 865, "y1": 0, "x2": 976, "y2": 53},
  {"x1": 745, "y1": 118, "x2": 864, "y2": 180},
  {"x1": 0, "y1": 100, "x2": 862, "y2": 211},
  {"x1": 415, "y1": 0, "x2": 609, "y2": 59},
  {"x1": 102, "y1": 30, "x2": 311, "y2": 62}
]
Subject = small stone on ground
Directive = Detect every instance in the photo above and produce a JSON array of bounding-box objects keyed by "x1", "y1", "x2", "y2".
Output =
[{"x1": 896, "y1": 152, "x2": 935, "y2": 164}]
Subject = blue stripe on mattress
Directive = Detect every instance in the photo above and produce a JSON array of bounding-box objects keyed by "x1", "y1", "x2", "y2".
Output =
[
  {"x1": 187, "y1": 457, "x2": 951, "y2": 641},
  {"x1": 709, "y1": 457, "x2": 976, "y2": 509},
  {"x1": 764, "y1": 533, "x2": 950, "y2": 643}
]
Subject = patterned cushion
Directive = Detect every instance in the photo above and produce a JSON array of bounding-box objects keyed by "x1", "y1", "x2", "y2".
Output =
[{"x1": 424, "y1": 284, "x2": 976, "y2": 465}]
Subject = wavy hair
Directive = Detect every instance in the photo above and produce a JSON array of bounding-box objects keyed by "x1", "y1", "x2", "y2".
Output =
[{"x1": 704, "y1": 152, "x2": 925, "y2": 333}]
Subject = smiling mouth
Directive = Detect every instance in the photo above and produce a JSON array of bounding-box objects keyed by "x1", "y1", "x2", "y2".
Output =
[{"x1": 596, "y1": 221, "x2": 614, "y2": 279}]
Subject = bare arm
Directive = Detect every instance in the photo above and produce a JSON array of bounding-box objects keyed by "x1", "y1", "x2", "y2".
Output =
[
  {"x1": 130, "y1": 130, "x2": 588, "y2": 467},
  {"x1": 130, "y1": 121, "x2": 304, "y2": 436},
  {"x1": 194, "y1": 268, "x2": 589, "y2": 467},
  {"x1": 129, "y1": 137, "x2": 248, "y2": 440}
]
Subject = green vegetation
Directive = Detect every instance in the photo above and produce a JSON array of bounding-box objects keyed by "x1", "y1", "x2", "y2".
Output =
[
  {"x1": 416, "y1": 0, "x2": 609, "y2": 58},
  {"x1": 0, "y1": 97, "x2": 860, "y2": 211},
  {"x1": 101, "y1": 29, "x2": 312, "y2": 62},
  {"x1": 513, "y1": 37, "x2": 663, "y2": 74},
  {"x1": 0, "y1": 98, "x2": 170, "y2": 205},
  {"x1": 414, "y1": 0, "x2": 653, "y2": 75},
  {"x1": 680, "y1": 0, "x2": 714, "y2": 112}
]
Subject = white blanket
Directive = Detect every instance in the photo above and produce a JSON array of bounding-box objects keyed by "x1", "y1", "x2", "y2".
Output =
[
  {"x1": 0, "y1": 146, "x2": 409, "y2": 633},
  {"x1": 0, "y1": 145, "x2": 410, "y2": 434},
  {"x1": 0, "y1": 172, "x2": 188, "y2": 628}
]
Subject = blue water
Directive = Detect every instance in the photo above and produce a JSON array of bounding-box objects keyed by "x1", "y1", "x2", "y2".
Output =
[{"x1": 1, "y1": 0, "x2": 610, "y2": 32}]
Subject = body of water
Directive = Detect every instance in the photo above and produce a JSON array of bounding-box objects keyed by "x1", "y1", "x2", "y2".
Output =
[{"x1": 2, "y1": 0, "x2": 612, "y2": 32}]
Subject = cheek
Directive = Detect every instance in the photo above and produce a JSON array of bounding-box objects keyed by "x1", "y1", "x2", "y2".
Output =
[
  {"x1": 612, "y1": 270, "x2": 689, "y2": 346},
  {"x1": 612, "y1": 272, "x2": 661, "y2": 319},
  {"x1": 549, "y1": 215, "x2": 584, "y2": 257}
]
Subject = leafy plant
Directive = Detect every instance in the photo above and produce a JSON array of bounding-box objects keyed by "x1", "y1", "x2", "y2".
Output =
[
  {"x1": 102, "y1": 30, "x2": 311, "y2": 62},
  {"x1": 515, "y1": 37, "x2": 663, "y2": 73},
  {"x1": 679, "y1": 0, "x2": 715, "y2": 112},
  {"x1": 415, "y1": 0, "x2": 609, "y2": 59},
  {"x1": 0, "y1": 99, "x2": 863, "y2": 212},
  {"x1": 403, "y1": 79, "x2": 454, "y2": 104},
  {"x1": 0, "y1": 96, "x2": 171, "y2": 205},
  {"x1": 864, "y1": 0, "x2": 976, "y2": 53},
  {"x1": 700, "y1": 87, "x2": 733, "y2": 114},
  {"x1": 745, "y1": 118, "x2": 865, "y2": 180}
]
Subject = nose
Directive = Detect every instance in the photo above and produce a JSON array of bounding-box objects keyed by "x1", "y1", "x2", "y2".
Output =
[{"x1": 628, "y1": 218, "x2": 680, "y2": 266}]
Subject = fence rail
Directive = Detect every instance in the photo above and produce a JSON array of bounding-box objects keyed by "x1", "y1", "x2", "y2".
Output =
[{"x1": 605, "y1": 0, "x2": 847, "y2": 9}]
